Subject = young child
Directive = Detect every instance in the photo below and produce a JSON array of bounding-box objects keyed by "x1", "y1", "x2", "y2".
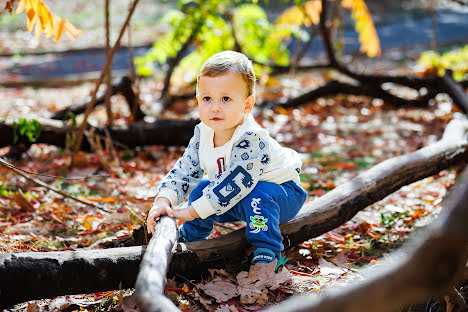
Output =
[{"x1": 146, "y1": 51, "x2": 307, "y2": 265}]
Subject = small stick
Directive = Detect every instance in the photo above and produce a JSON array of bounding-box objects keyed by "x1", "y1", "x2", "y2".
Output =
[
  {"x1": 0, "y1": 157, "x2": 108, "y2": 180},
  {"x1": 105, "y1": 0, "x2": 114, "y2": 126},
  {"x1": 103, "y1": 126, "x2": 121, "y2": 167},
  {"x1": 72, "y1": 0, "x2": 140, "y2": 165},
  {"x1": 84, "y1": 129, "x2": 111, "y2": 172},
  {"x1": 0, "y1": 158, "x2": 112, "y2": 213}
]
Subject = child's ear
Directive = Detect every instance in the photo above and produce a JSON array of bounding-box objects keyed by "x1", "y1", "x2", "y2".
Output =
[{"x1": 244, "y1": 95, "x2": 255, "y2": 113}]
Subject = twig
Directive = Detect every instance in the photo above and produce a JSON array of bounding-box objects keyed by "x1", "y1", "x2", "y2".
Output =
[
  {"x1": 84, "y1": 129, "x2": 111, "y2": 172},
  {"x1": 0, "y1": 157, "x2": 112, "y2": 213},
  {"x1": 103, "y1": 126, "x2": 121, "y2": 168},
  {"x1": 0, "y1": 157, "x2": 109, "y2": 180},
  {"x1": 161, "y1": 21, "x2": 202, "y2": 104},
  {"x1": 105, "y1": 0, "x2": 114, "y2": 126},
  {"x1": 127, "y1": 17, "x2": 138, "y2": 97},
  {"x1": 72, "y1": 0, "x2": 140, "y2": 165}
]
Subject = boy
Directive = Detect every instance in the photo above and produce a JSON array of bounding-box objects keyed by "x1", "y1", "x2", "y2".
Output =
[{"x1": 147, "y1": 51, "x2": 307, "y2": 265}]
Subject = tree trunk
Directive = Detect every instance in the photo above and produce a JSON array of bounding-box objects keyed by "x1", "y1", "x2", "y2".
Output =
[
  {"x1": 1, "y1": 119, "x2": 466, "y2": 308},
  {"x1": 267, "y1": 165, "x2": 468, "y2": 312}
]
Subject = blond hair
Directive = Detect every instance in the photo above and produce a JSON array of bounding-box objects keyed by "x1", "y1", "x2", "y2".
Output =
[{"x1": 197, "y1": 51, "x2": 256, "y2": 96}]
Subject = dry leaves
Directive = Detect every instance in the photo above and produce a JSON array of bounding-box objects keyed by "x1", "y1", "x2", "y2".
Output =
[{"x1": 198, "y1": 261, "x2": 293, "y2": 305}]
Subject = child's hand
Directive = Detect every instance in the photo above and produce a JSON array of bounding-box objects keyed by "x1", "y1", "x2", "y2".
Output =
[
  {"x1": 172, "y1": 205, "x2": 200, "y2": 222},
  {"x1": 147, "y1": 197, "x2": 174, "y2": 234}
]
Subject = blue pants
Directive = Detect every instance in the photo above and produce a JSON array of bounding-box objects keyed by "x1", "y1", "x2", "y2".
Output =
[{"x1": 179, "y1": 180, "x2": 307, "y2": 257}]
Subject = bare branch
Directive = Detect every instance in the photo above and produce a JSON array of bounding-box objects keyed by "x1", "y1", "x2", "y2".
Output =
[{"x1": 72, "y1": 0, "x2": 140, "y2": 163}]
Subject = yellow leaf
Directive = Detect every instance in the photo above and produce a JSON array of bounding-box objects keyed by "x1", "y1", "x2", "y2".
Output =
[
  {"x1": 24, "y1": 0, "x2": 31, "y2": 12},
  {"x1": 45, "y1": 10, "x2": 54, "y2": 34},
  {"x1": 83, "y1": 219, "x2": 93, "y2": 231},
  {"x1": 34, "y1": 18, "x2": 43, "y2": 37},
  {"x1": 30, "y1": 0, "x2": 39, "y2": 13},
  {"x1": 341, "y1": 0, "x2": 381, "y2": 57},
  {"x1": 304, "y1": 0, "x2": 322, "y2": 25},
  {"x1": 36, "y1": 2, "x2": 46, "y2": 29},
  {"x1": 15, "y1": 0, "x2": 25, "y2": 14},
  {"x1": 64, "y1": 19, "x2": 83, "y2": 37},
  {"x1": 276, "y1": 5, "x2": 305, "y2": 27}
]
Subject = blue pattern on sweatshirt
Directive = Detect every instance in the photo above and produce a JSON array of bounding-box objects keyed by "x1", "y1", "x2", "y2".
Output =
[{"x1": 158, "y1": 126, "x2": 270, "y2": 215}]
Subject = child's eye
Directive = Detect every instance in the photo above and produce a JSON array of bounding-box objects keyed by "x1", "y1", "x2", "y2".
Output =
[
  {"x1": 222, "y1": 96, "x2": 230, "y2": 102},
  {"x1": 203, "y1": 96, "x2": 211, "y2": 102}
]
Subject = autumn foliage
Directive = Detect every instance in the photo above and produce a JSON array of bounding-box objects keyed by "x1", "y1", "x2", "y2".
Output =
[
  {"x1": 4, "y1": 0, "x2": 82, "y2": 41},
  {"x1": 276, "y1": 0, "x2": 381, "y2": 57}
]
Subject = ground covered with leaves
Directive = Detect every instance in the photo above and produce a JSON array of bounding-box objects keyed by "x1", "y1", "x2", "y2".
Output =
[{"x1": 0, "y1": 60, "x2": 465, "y2": 311}]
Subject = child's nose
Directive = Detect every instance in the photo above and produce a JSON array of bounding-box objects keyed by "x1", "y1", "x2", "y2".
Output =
[{"x1": 211, "y1": 101, "x2": 221, "y2": 112}]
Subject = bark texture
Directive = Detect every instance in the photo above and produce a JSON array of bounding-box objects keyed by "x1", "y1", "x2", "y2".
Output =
[
  {"x1": 135, "y1": 216, "x2": 180, "y2": 311},
  {"x1": 0, "y1": 119, "x2": 466, "y2": 308},
  {"x1": 0, "y1": 247, "x2": 144, "y2": 309},
  {"x1": 0, "y1": 118, "x2": 198, "y2": 151}
]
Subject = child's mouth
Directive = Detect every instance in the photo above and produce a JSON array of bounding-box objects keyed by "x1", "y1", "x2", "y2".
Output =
[{"x1": 211, "y1": 118, "x2": 223, "y2": 121}]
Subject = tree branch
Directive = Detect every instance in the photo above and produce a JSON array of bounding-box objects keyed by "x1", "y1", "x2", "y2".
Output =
[
  {"x1": 267, "y1": 164, "x2": 468, "y2": 312},
  {"x1": 135, "y1": 216, "x2": 180, "y2": 311},
  {"x1": 0, "y1": 157, "x2": 111, "y2": 213},
  {"x1": 160, "y1": 22, "x2": 202, "y2": 104},
  {"x1": 259, "y1": 80, "x2": 440, "y2": 110},
  {"x1": 73, "y1": 0, "x2": 140, "y2": 161},
  {"x1": 1, "y1": 120, "x2": 466, "y2": 308}
]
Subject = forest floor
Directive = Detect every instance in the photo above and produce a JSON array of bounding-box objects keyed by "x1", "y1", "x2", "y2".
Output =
[
  {"x1": 0, "y1": 58, "x2": 466, "y2": 311},
  {"x1": 1, "y1": 1, "x2": 468, "y2": 311}
]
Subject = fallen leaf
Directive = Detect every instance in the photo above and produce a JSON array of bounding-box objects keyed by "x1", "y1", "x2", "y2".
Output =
[
  {"x1": 318, "y1": 257, "x2": 346, "y2": 276},
  {"x1": 13, "y1": 189, "x2": 35, "y2": 212},
  {"x1": 198, "y1": 276, "x2": 239, "y2": 303},
  {"x1": 236, "y1": 261, "x2": 293, "y2": 305},
  {"x1": 216, "y1": 304, "x2": 238, "y2": 312}
]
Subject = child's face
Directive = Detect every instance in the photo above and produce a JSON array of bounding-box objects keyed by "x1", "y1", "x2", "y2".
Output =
[{"x1": 197, "y1": 71, "x2": 254, "y2": 138}]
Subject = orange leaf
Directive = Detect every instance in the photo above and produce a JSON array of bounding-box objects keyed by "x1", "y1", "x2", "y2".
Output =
[
  {"x1": 336, "y1": 162, "x2": 357, "y2": 169},
  {"x1": 26, "y1": 10, "x2": 36, "y2": 32},
  {"x1": 54, "y1": 18, "x2": 65, "y2": 41},
  {"x1": 14, "y1": 0, "x2": 82, "y2": 41},
  {"x1": 81, "y1": 197, "x2": 116, "y2": 203}
]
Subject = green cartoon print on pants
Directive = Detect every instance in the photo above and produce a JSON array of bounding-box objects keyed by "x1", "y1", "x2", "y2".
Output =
[{"x1": 249, "y1": 215, "x2": 268, "y2": 233}]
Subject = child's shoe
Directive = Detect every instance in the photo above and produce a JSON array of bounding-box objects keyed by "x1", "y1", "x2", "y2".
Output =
[
  {"x1": 251, "y1": 248, "x2": 288, "y2": 272},
  {"x1": 251, "y1": 247, "x2": 276, "y2": 264}
]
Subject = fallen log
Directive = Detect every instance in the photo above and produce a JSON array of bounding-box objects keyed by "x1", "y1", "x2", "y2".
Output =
[
  {"x1": 135, "y1": 216, "x2": 179, "y2": 311},
  {"x1": 0, "y1": 118, "x2": 198, "y2": 151},
  {"x1": 51, "y1": 76, "x2": 142, "y2": 121},
  {"x1": 267, "y1": 164, "x2": 468, "y2": 312},
  {"x1": 0, "y1": 119, "x2": 467, "y2": 308}
]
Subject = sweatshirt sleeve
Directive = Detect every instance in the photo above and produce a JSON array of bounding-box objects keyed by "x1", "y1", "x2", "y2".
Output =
[
  {"x1": 156, "y1": 125, "x2": 204, "y2": 208},
  {"x1": 191, "y1": 131, "x2": 270, "y2": 219}
]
